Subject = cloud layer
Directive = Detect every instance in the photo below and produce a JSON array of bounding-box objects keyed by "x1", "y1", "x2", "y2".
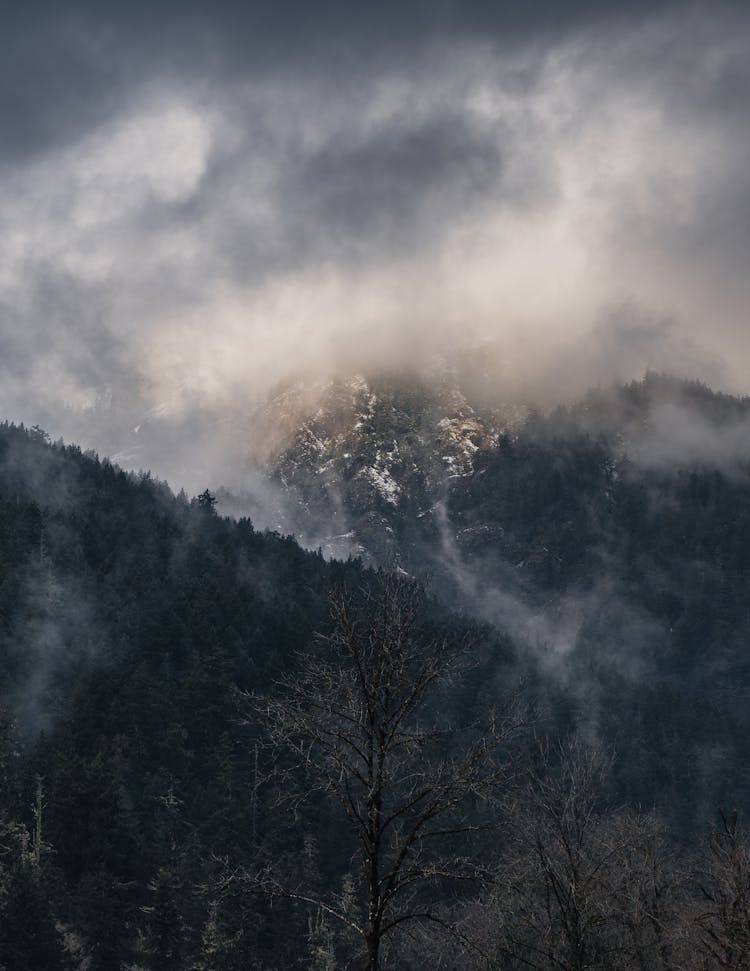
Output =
[{"x1": 1, "y1": 2, "x2": 749, "y2": 489}]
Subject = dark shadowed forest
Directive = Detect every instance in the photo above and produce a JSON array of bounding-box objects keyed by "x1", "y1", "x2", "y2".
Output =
[{"x1": 3, "y1": 377, "x2": 750, "y2": 968}]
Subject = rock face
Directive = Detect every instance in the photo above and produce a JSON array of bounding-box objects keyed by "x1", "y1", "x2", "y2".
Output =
[{"x1": 250, "y1": 368, "x2": 525, "y2": 562}]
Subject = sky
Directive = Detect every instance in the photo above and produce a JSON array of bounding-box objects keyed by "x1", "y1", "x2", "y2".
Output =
[{"x1": 1, "y1": 1, "x2": 749, "y2": 491}]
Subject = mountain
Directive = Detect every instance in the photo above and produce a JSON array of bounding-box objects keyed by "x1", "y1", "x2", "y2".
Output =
[
  {"x1": 236, "y1": 371, "x2": 750, "y2": 819},
  {"x1": 235, "y1": 367, "x2": 528, "y2": 560},
  {"x1": 3, "y1": 374, "x2": 750, "y2": 967},
  {"x1": 245, "y1": 370, "x2": 750, "y2": 564}
]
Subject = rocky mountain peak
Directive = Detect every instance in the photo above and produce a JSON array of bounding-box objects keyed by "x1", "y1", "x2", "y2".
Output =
[{"x1": 244, "y1": 367, "x2": 520, "y2": 560}]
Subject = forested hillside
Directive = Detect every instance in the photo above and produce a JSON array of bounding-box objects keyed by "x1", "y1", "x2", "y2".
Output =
[
  {"x1": 254, "y1": 373, "x2": 750, "y2": 823},
  {"x1": 3, "y1": 395, "x2": 750, "y2": 969},
  {"x1": 0, "y1": 421, "x2": 357, "y2": 968},
  {"x1": 0, "y1": 421, "x2": 514, "y2": 969}
]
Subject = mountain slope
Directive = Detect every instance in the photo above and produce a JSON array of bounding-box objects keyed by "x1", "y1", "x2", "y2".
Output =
[
  {"x1": 242, "y1": 368, "x2": 526, "y2": 560},
  {"x1": 0, "y1": 423, "x2": 350, "y2": 968},
  {"x1": 0, "y1": 420, "x2": 515, "y2": 969},
  {"x1": 4, "y1": 374, "x2": 750, "y2": 966},
  {"x1": 243, "y1": 372, "x2": 750, "y2": 820}
]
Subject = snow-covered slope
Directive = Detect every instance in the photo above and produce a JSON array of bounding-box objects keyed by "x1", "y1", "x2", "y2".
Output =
[{"x1": 248, "y1": 368, "x2": 526, "y2": 560}]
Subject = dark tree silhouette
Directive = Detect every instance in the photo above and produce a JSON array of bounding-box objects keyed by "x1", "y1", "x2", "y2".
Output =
[
  {"x1": 246, "y1": 573, "x2": 526, "y2": 970},
  {"x1": 196, "y1": 489, "x2": 217, "y2": 513}
]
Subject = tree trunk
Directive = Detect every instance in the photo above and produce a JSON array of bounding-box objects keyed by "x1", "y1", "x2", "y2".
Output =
[{"x1": 365, "y1": 931, "x2": 380, "y2": 971}]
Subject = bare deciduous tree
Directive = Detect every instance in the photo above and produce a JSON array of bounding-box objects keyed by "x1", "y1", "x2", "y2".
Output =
[
  {"x1": 496, "y1": 739, "x2": 616, "y2": 971},
  {"x1": 494, "y1": 739, "x2": 688, "y2": 971},
  {"x1": 246, "y1": 572, "x2": 526, "y2": 971},
  {"x1": 695, "y1": 810, "x2": 750, "y2": 969},
  {"x1": 604, "y1": 809, "x2": 690, "y2": 971}
]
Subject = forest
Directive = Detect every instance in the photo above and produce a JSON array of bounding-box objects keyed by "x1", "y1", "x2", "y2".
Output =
[{"x1": 1, "y1": 399, "x2": 750, "y2": 969}]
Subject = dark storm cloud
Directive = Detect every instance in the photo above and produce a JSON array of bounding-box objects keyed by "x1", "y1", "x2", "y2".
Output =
[
  {"x1": 292, "y1": 116, "x2": 505, "y2": 255},
  {"x1": 0, "y1": 0, "x2": 704, "y2": 168},
  {"x1": 0, "y1": 12, "x2": 141, "y2": 166}
]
